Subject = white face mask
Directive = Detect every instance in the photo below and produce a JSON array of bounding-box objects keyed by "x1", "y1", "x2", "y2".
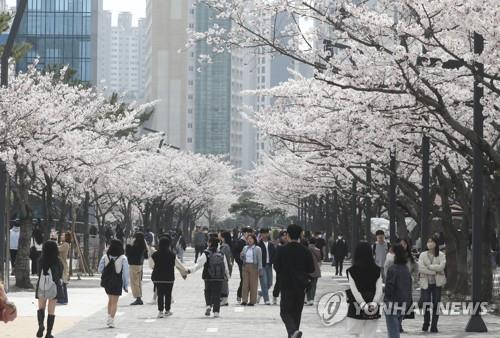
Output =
[{"x1": 338, "y1": 236, "x2": 343, "y2": 240}]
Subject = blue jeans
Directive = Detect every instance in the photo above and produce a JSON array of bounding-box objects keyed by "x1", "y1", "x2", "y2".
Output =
[
  {"x1": 386, "y1": 314, "x2": 401, "y2": 338},
  {"x1": 259, "y1": 264, "x2": 273, "y2": 302}
]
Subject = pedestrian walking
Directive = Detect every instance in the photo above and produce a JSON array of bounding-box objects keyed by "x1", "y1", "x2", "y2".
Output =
[
  {"x1": 418, "y1": 236, "x2": 446, "y2": 333},
  {"x1": 193, "y1": 226, "x2": 208, "y2": 263},
  {"x1": 306, "y1": 238, "x2": 322, "y2": 306},
  {"x1": 313, "y1": 232, "x2": 327, "y2": 261},
  {"x1": 56, "y1": 232, "x2": 71, "y2": 305},
  {"x1": 346, "y1": 242, "x2": 383, "y2": 338},
  {"x1": 218, "y1": 231, "x2": 233, "y2": 306},
  {"x1": 9, "y1": 223, "x2": 20, "y2": 273},
  {"x1": 232, "y1": 227, "x2": 252, "y2": 303},
  {"x1": 384, "y1": 244, "x2": 412, "y2": 338},
  {"x1": 30, "y1": 228, "x2": 44, "y2": 275},
  {"x1": 257, "y1": 228, "x2": 275, "y2": 305},
  {"x1": 150, "y1": 236, "x2": 188, "y2": 318},
  {"x1": 115, "y1": 224, "x2": 124, "y2": 243},
  {"x1": 240, "y1": 233, "x2": 262, "y2": 306},
  {"x1": 274, "y1": 224, "x2": 314, "y2": 338},
  {"x1": 35, "y1": 241, "x2": 63, "y2": 338},
  {"x1": 98, "y1": 239, "x2": 129, "y2": 328},
  {"x1": 331, "y1": 233, "x2": 348, "y2": 276},
  {"x1": 175, "y1": 231, "x2": 187, "y2": 263},
  {"x1": 188, "y1": 237, "x2": 230, "y2": 318},
  {"x1": 126, "y1": 232, "x2": 147, "y2": 305},
  {"x1": 372, "y1": 230, "x2": 390, "y2": 280},
  {"x1": 272, "y1": 230, "x2": 288, "y2": 305}
]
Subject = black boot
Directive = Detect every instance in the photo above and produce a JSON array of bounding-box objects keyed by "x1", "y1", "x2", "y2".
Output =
[
  {"x1": 36, "y1": 309, "x2": 45, "y2": 337},
  {"x1": 430, "y1": 314, "x2": 439, "y2": 333},
  {"x1": 45, "y1": 314, "x2": 55, "y2": 338}
]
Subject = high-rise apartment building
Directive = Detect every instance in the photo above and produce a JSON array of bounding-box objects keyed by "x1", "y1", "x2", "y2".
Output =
[
  {"x1": 97, "y1": 11, "x2": 146, "y2": 102},
  {"x1": 194, "y1": 4, "x2": 231, "y2": 157},
  {"x1": 144, "y1": 0, "x2": 193, "y2": 149},
  {"x1": 16, "y1": 0, "x2": 101, "y2": 84}
]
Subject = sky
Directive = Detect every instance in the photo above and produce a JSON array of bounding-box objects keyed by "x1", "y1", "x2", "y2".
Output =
[{"x1": 6, "y1": 0, "x2": 146, "y2": 25}]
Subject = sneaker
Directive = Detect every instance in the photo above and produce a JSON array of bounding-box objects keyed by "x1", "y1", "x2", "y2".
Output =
[
  {"x1": 247, "y1": 303, "x2": 254, "y2": 306},
  {"x1": 291, "y1": 330, "x2": 302, "y2": 338},
  {"x1": 241, "y1": 302, "x2": 247, "y2": 306},
  {"x1": 164, "y1": 311, "x2": 173, "y2": 317},
  {"x1": 220, "y1": 298, "x2": 229, "y2": 306},
  {"x1": 130, "y1": 298, "x2": 144, "y2": 306},
  {"x1": 265, "y1": 301, "x2": 271, "y2": 305},
  {"x1": 205, "y1": 306, "x2": 211, "y2": 316},
  {"x1": 107, "y1": 317, "x2": 115, "y2": 328},
  {"x1": 213, "y1": 312, "x2": 219, "y2": 318},
  {"x1": 307, "y1": 300, "x2": 314, "y2": 306},
  {"x1": 157, "y1": 311, "x2": 164, "y2": 319},
  {"x1": 272, "y1": 297, "x2": 278, "y2": 305}
]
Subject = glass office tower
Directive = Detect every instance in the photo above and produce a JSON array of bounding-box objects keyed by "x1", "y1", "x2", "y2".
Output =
[{"x1": 16, "y1": 0, "x2": 99, "y2": 83}]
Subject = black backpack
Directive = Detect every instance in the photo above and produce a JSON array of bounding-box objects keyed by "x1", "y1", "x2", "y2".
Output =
[
  {"x1": 100, "y1": 255, "x2": 122, "y2": 289},
  {"x1": 207, "y1": 251, "x2": 225, "y2": 280}
]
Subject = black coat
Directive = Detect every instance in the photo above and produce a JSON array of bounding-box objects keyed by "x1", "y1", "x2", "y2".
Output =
[
  {"x1": 126, "y1": 244, "x2": 146, "y2": 266},
  {"x1": 273, "y1": 242, "x2": 314, "y2": 291},
  {"x1": 232, "y1": 238, "x2": 246, "y2": 266},
  {"x1": 151, "y1": 250, "x2": 176, "y2": 282},
  {"x1": 258, "y1": 240, "x2": 276, "y2": 265},
  {"x1": 331, "y1": 239, "x2": 348, "y2": 258}
]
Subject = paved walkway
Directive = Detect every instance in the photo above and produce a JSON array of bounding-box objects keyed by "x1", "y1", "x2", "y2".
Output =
[{"x1": 4, "y1": 249, "x2": 500, "y2": 337}]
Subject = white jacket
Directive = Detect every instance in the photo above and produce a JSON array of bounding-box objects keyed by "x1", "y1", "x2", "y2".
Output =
[
  {"x1": 10, "y1": 227, "x2": 20, "y2": 250},
  {"x1": 418, "y1": 250, "x2": 446, "y2": 289}
]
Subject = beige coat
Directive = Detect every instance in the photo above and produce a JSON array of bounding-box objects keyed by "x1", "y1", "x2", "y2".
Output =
[
  {"x1": 418, "y1": 250, "x2": 446, "y2": 289},
  {"x1": 58, "y1": 242, "x2": 70, "y2": 283}
]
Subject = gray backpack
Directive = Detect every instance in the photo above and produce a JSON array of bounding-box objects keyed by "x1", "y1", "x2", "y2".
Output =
[
  {"x1": 38, "y1": 268, "x2": 57, "y2": 299},
  {"x1": 207, "y1": 252, "x2": 225, "y2": 280}
]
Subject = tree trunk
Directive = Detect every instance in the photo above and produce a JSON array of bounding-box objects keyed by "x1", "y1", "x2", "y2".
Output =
[{"x1": 83, "y1": 192, "x2": 90, "y2": 273}]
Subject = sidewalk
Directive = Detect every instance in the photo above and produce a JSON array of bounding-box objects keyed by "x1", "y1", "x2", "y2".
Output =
[{"x1": 3, "y1": 249, "x2": 500, "y2": 337}]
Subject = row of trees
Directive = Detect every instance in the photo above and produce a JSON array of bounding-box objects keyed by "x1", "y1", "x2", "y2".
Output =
[
  {"x1": 192, "y1": 0, "x2": 500, "y2": 301},
  {"x1": 0, "y1": 63, "x2": 236, "y2": 288}
]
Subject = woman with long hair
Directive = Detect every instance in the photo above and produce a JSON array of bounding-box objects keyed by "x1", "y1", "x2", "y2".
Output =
[
  {"x1": 98, "y1": 239, "x2": 129, "y2": 328},
  {"x1": 30, "y1": 228, "x2": 44, "y2": 275},
  {"x1": 150, "y1": 236, "x2": 188, "y2": 318},
  {"x1": 126, "y1": 232, "x2": 147, "y2": 305},
  {"x1": 418, "y1": 236, "x2": 446, "y2": 333},
  {"x1": 218, "y1": 231, "x2": 233, "y2": 306},
  {"x1": 56, "y1": 232, "x2": 71, "y2": 305},
  {"x1": 240, "y1": 234, "x2": 262, "y2": 306},
  {"x1": 346, "y1": 242, "x2": 383, "y2": 338},
  {"x1": 35, "y1": 241, "x2": 63, "y2": 338}
]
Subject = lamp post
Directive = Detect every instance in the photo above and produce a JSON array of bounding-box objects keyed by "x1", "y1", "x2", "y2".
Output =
[
  {"x1": 421, "y1": 135, "x2": 430, "y2": 250},
  {"x1": 465, "y1": 32, "x2": 487, "y2": 333},
  {"x1": 0, "y1": 0, "x2": 28, "y2": 289},
  {"x1": 351, "y1": 179, "x2": 358, "y2": 249},
  {"x1": 389, "y1": 150, "x2": 397, "y2": 243}
]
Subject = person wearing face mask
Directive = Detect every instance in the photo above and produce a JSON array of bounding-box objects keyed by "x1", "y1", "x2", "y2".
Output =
[
  {"x1": 331, "y1": 233, "x2": 348, "y2": 276},
  {"x1": 418, "y1": 236, "x2": 446, "y2": 333}
]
